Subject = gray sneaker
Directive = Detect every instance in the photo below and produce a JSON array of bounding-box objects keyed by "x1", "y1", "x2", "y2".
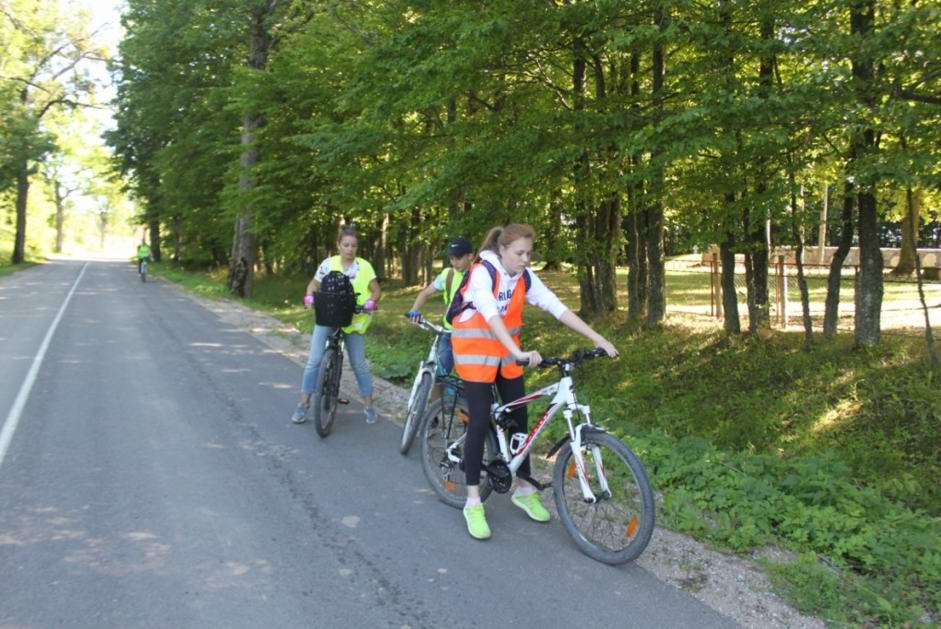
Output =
[
  {"x1": 291, "y1": 402, "x2": 310, "y2": 424},
  {"x1": 365, "y1": 406, "x2": 378, "y2": 424}
]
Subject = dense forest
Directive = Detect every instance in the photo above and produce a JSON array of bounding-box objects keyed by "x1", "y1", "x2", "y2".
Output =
[{"x1": 5, "y1": 0, "x2": 940, "y2": 346}]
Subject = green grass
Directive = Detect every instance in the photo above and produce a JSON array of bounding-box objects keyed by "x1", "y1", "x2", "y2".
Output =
[
  {"x1": 153, "y1": 261, "x2": 941, "y2": 626},
  {"x1": 0, "y1": 241, "x2": 39, "y2": 277}
]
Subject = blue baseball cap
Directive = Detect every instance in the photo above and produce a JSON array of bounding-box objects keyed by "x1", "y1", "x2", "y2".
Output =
[{"x1": 447, "y1": 238, "x2": 473, "y2": 257}]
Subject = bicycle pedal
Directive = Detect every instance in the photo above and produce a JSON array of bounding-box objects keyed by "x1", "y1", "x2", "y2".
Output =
[
  {"x1": 338, "y1": 398, "x2": 350, "y2": 405},
  {"x1": 518, "y1": 473, "x2": 551, "y2": 492}
]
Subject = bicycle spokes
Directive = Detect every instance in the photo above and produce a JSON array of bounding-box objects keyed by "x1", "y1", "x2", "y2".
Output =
[{"x1": 553, "y1": 432, "x2": 655, "y2": 564}]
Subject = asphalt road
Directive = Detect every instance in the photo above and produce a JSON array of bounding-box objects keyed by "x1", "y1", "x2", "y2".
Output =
[{"x1": 0, "y1": 259, "x2": 738, "y2": 628}]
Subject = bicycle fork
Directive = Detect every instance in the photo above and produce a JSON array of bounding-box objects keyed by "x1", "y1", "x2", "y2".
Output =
[{"x1": 564, "y1": 408, "x2": 612, "y2": 504}]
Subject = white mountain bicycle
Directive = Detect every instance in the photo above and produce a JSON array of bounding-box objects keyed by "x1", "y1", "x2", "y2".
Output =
[
  {"x1": 400, "y1": 316, "x2": 457, "y2": 455},
  {"x1": 419, "y1": 348, "x2": 655, "y2": 565}
]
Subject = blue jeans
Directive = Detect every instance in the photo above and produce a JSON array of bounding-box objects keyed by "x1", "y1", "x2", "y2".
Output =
[
  {"x1": 435, "y1": 332, "x2": 457, "y2": 397},
  {"x1": 302, "y1": 325, "x2": 373, "y2": 397},
  {"x1": 435, "y1": 332, "x2": 454, "y2": 377}
]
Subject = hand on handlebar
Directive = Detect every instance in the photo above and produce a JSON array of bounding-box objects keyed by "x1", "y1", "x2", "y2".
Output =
[
  {"x1": 515, "y1": 350, "x2": 542, "y2": 368},
  {"x1": 406, "y1": 310, "x2": 422, "y2": 322},
  {"x1": 596, "y1": 339, "x2": 619, "y2": 358},
  {"x1": 363, "y1": 299, "x2": 378, "y2": 313},
  {"x1": 303, "y1": 294, "x2": 314, "y2": 308}
]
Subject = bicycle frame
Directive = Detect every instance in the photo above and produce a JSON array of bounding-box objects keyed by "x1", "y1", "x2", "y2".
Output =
[
  {"x1": 406, "y1": 317, "x2": 462, "y2": 404},
  {"x1": 406, "y1": 321, "x2": 441, "y2": 409},
  {"x1": 444, "y1": 362, "x2": 611, "y2": 504}
]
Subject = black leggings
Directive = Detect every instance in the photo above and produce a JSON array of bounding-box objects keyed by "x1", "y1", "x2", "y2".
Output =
[{"x1": 463, "y1": 374, "x2": 530, "y2": 486}]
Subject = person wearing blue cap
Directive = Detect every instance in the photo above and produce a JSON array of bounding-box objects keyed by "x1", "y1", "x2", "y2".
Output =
[{"x1": 407, "y1": 237, "x2": 474, "y2": 391}]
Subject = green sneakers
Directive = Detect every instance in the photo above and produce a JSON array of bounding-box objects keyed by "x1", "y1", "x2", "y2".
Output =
[
  {"x1": 463, "y1": 503, "x2": 491, "y2": 540},
  {"x1": 511, "y1": 491, "x2": 551, "y2": 522},
  {"x1": 463, "y1": 493, "x2": 548, "y2": 539}
]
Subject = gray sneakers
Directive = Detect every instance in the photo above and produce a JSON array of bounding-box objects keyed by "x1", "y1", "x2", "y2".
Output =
[
  {"x1": 365, "y1": 406, "x2": 378, "y2": 424},
  {"x1": 291, "y1": 401, "x2": 310, "y2": 424}
]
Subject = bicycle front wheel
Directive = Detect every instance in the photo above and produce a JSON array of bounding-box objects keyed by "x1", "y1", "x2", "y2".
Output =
[
  {"x1": 400, "y1": 372, "x2": 433, "y2": 455},
  {"x1": 419, "y1": 396, "x2": 495, "y2": 509},
  {"x1": 553, "y1": 431, "x2": 655, "y2": 565},
  {"x1": 312, "y1": 348, "x2": 340, "y2": 438}
]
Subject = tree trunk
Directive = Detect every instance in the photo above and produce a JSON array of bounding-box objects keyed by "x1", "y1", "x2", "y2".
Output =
[
  {"x1": 446, "y1": 98, "x2": 462, "y2": 226},
  {"x1": 720, "y1": 237, "x2": 740, "y2": 334},
  {"x1": 54, "y1": 180, "x2": 65, "y2": 254},
  {"x1": 818, "y1": 183, "x2": 829, "y2": 262},
  {"x1": 715, "y1": 0, "x2": 739, "y2": 335},
  {"x1": 227, "y1": 2, "x2": 276, "y2": 297},
  {"x1": 542, "y1": 189, "x2": 563, "y2": 271},
  {"x1": 594, "y1": 196, "x2": 620, "y2": 313},
  {"x1": 791, "y1": 184, "x2": 813, "y2": 348},
  {"x1": 12, "y1": 163, "x2": 29, "y2": 264},
  {"x1": 625, "y1": 51, "x2": 646, "y2": 326},
  {"x1": 375, "y1": 212, "x2": 388, "y2": 280},
  {"x1": 423, "y1": 242, "x2": 434, "y2": 285},
  {"x1": 892, "y1": 185, "x2": 919, "y2": 277},
  {"x1": 590, "y1": 55, "x2": 619, "y2": 314},
  {"x1": 855, "y1": 183, "x2": 883, "y2": 347},
  {"x1": 149, "y1": 220, "x2": 161, "y2": 263},
  {"x1": 720, "y1": 193, "x2": 741, "y2": 334},
  {"x1": 743, "y1": 204, "x2": 770, "y2": 334},
  {"x1": 173, "y1": 214, "x2": 182, "y2": 263},
  {"x1": 850, "y1": 0, "x2": 882, "y2": 347},
  {"x1": 645, "y1": 3, "x2": 668, "y2": 328},
  {"x1": 625, "y1": 193, "x2": 648, "y2": 325},
  {"x1": 98, "y1": 213, "x2": 108, "y2": 250},
  {"x1": 909, "y1": 188, "x2": 939, "y2": 367},
  {"x1": 823, "y1": 178, "x2": 855, "y2": 337},
  {"x1": 571, "y1": 37, "x2": 599, "y2": 318},
  {"x1": 743, "y1": 15, "x2": 775, "y2": 335}
]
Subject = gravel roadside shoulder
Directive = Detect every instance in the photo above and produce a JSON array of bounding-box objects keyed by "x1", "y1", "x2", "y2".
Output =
[{"x1": 180, "y1": 287, "x2": 824, "y2": 629}]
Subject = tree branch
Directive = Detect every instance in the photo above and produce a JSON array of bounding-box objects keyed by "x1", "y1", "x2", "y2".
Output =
[{"x1": 896, "y1": 89, "x2": 941, "y2": 106}]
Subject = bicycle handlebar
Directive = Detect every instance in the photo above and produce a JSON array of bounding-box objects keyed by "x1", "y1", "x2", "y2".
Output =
[
  {"x1": 404, "y1": 313, "x2": 446, "y2": 334},
  {"x1": 515, "y1": 347, "x2": 609, "y2": 368}
]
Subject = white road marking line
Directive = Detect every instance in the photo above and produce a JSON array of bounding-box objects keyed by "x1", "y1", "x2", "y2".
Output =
[{"x1": 0, "y1": 262, "x2": 88, "y2": 471}]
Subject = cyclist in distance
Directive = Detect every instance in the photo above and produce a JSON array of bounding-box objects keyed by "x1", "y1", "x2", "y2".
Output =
[
  {"x1": 406, "y1": 237, "x2": 474, "y2": 397},
  {"x1": 137, "y1": 240, "x2": 151, "y2": 275},
  {"x1": 451, "y1": 223, "x2": 618, "y2": 540},
  {"x1": 291, "y1": 225, "x2": 381, "y2": 425}
]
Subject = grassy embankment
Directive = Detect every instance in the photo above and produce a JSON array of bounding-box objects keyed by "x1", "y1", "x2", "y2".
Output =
[{"x1": 0, "y1": 226, "x2": 40, "y2": 277}]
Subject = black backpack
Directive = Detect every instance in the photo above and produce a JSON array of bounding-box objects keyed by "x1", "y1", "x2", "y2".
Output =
[
  {"x1": 446, "y1": 260, "x2": 532, "y2": 324},
  {"x1": 315, "y1": 270, "x2": 357, "y2": 327}
]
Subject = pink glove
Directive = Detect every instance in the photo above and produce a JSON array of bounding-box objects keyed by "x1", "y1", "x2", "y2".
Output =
[
  {"x1": 363, "y1": 299, "x2": 377, "y2": 312},
  {"x1": 303, "y1": 294, "x2": 314, "y2": 307}
]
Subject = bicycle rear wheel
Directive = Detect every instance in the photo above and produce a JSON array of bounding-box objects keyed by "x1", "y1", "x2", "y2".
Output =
[
  {"x1": 553, "y1": 431, "x2": 655, "y2": 565},
  {"x1": 400, "y1": 372, "x2": 433, "y2": 455},
  {"x1": 419, "y1": 396, "x2": 495, "y2": 509},
  {"x1": 313, "y1": 348, "x2": 340, "y2": 438}
]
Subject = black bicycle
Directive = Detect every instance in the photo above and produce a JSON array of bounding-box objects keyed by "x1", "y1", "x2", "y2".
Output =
[{"x1": 311, "y1": 305, "x2": 365, "y2": 438}]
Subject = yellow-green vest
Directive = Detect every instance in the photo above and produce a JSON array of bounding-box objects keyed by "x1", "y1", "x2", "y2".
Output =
[
  {"x1": 330, "y1": 256, "x2": 375, "y2": 334},
  {"x1": 440, "y1": 268, "x2": 465, "y2": 331}
]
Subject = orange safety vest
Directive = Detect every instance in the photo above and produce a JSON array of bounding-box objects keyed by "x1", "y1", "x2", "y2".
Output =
[{"x1": 451, "y1": 263, "x2": 527, "y2": 383}]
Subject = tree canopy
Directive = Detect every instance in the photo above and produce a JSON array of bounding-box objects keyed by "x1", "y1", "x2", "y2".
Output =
[{"x1": 96, "y1": 0, "x2": 941, "y2": 340}]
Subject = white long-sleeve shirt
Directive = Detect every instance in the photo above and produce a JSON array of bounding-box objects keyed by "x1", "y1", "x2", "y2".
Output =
[{"x1": 456, "y1": 250, "x2": 568, "y2": 323}]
